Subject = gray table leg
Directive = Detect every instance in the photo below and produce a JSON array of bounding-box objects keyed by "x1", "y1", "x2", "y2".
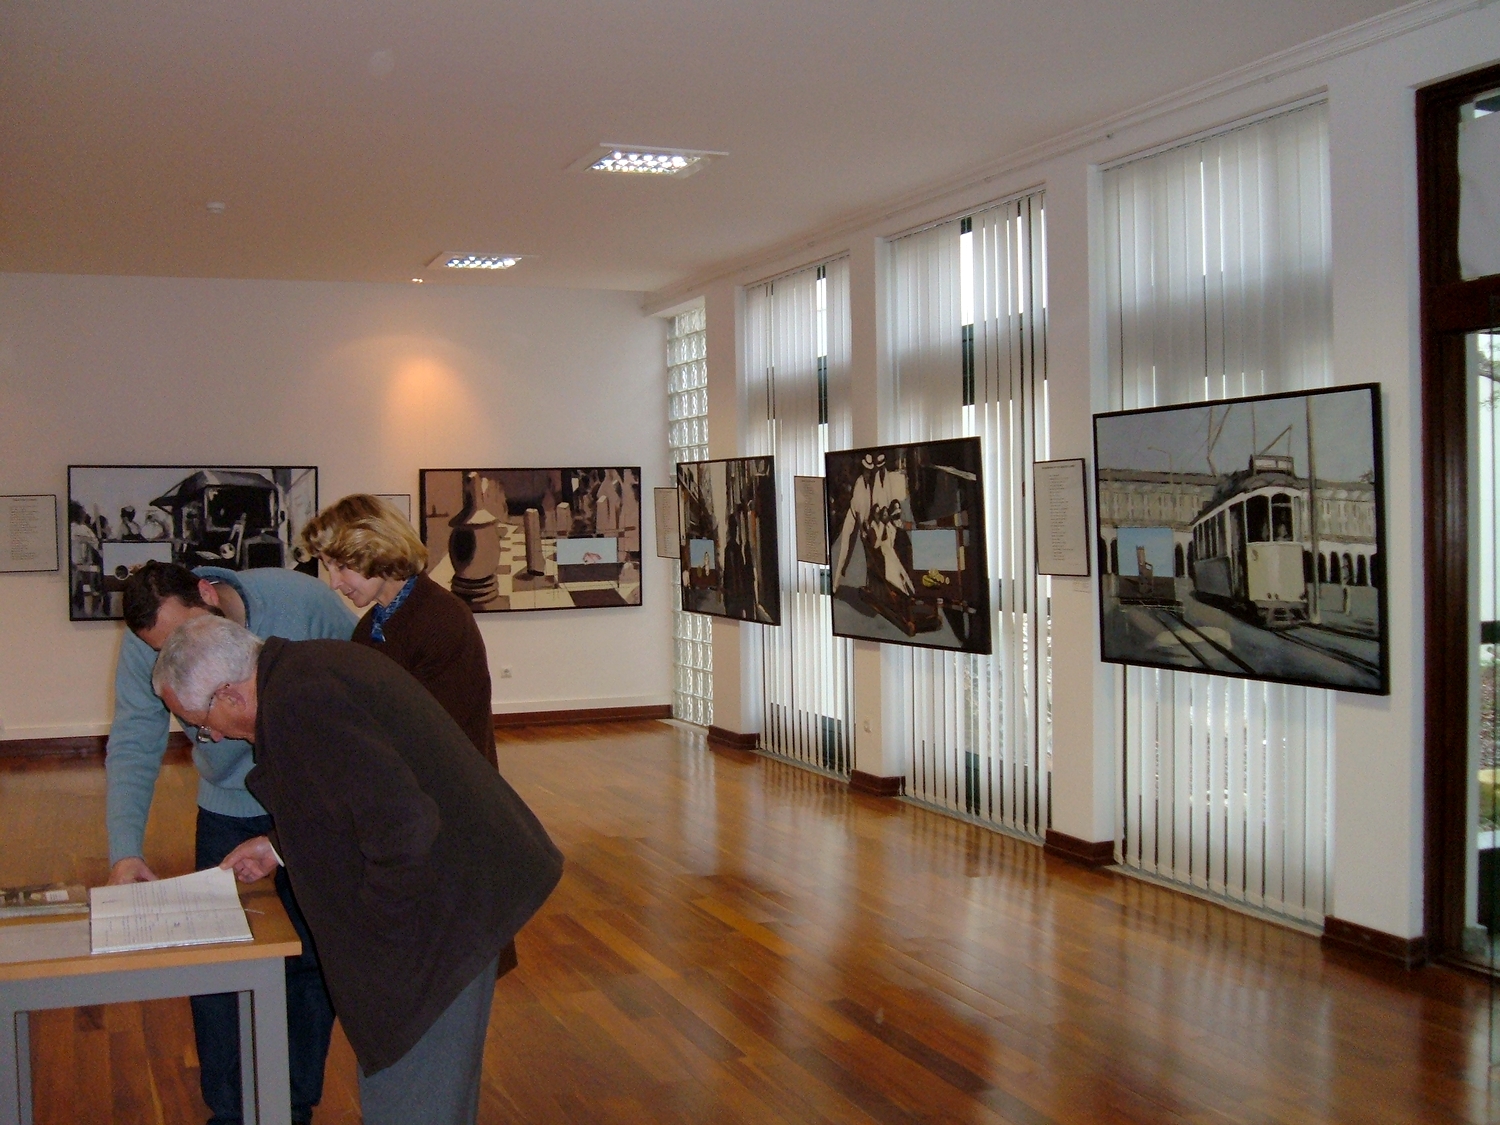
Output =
[
  {"x1": 0, "y1": 1007, "x2": 19, "y2": 1125},
  {"x1": 247, "y1": 960, "x2": 289, "y2": 1125},
  {"x1": 14, "y1": 1014, "x2": 28, "y2": 1125},
  {"x1": 240, "y1": 989, "x2": 259, "y2": 1124}
]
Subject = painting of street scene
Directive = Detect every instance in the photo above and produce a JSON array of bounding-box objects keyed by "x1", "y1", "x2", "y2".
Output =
[
  {"x1": 1093, "y1": 384, "x2": 1387, "y2": 694},
  {"x1": 419, "y1": 467, "x2": 642, "y2": 612},
  {"x1": 824, "y1": 438, "x2": 991, "y2": 654},
  {"x1": 67, "y1": 465, "x2": 318, "y2": 621},
  {"x1": 676, "y1": 457, "x2": 780, "y2": 625}
]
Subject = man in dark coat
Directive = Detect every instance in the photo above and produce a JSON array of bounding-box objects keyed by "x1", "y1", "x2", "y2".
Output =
[{"x1": 151, "y1": 615, "x2": 563, "y2": 1125}]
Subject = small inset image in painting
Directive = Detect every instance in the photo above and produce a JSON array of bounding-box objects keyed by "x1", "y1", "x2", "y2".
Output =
[
  {"x1": 418, "y1": 468, "x2": 642, "y2": 612},
  {"x1": 1093, "y1": 383, "x2": 1387, "y2": 694},
  {"x1": 824, "y1": 438, "x2": 990, "y2": 654},
  {"x1": 67, "y1": 465, "x2": 319, "y2": 621},
  {"x1": 676, "y1": 457, "x2": 781, "y2": 625}
]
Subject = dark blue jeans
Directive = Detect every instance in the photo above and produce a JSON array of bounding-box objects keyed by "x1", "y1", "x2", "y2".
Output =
[{"x1": 193, "y1": 808, "x2": 335, "y2": 1125}]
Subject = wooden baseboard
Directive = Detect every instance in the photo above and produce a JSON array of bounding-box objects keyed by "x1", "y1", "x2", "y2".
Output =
[
  {"x1": 0, "y1": 732, "x2": 192, "y2": 762},
  {"x1": 1044, "y1": 830, "x2": 1116, "y2": 867},
  {"x1": 1322, "y1": 916, "x2": 1428, "y2": 969},
  {"x1": 0, "y1": 735, "x2": 107, "y2": 759},
  {"x1": 706, "y1": 725, "x2": 761, "y2": 751},
  {"x1": 492, "y1": 704, "x2": 671, "y2": 729},
  {"x1": 848, "y1": 770, "x2": 904, "y2": 797}
]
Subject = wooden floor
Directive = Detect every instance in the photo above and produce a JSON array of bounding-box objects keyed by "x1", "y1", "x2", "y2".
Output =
[{"x1": 4, "y1": 719, "x2": 1500, "y2": 1123}]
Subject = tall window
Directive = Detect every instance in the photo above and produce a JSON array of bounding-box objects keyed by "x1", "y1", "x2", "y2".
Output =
[
  {"x1": 886, "y1": 193, "x2": 1051, "y2": 838},
  {"x1": 1102, "y1": 100, "x2": 1333, "y2": 924},
  {"x1": 744, "y1": 259, "x2": 854, "y2": 774},
  {"x1": 667, "y1": 306, "x2": 712, "y2": 726}
]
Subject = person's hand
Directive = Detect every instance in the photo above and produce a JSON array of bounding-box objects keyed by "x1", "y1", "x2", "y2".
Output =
[
  {"x1": 108, "y1": 857, "x2": 158, "y2": 884},
  {"x1": 220, "y1": 836, "x2": 280, "y2": 884}
]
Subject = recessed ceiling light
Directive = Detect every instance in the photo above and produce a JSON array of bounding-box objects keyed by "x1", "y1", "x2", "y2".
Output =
[
  {"x1": 428, "y1": 252, "x2": 523, "y2": 270},
  {"x1": 411, "y1": 278, "x2": 424, "y2": 283},
  {"x1": 568, "y1": 144, "x2": 725, "y2": 179},
  {"x1": 206, "y1": 201, "x2": 227, "y2": 215}
]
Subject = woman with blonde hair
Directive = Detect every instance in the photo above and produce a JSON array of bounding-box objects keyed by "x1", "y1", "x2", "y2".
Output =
[{"x1": 300, "y1": 494, "x2": 497, "y2": 768}]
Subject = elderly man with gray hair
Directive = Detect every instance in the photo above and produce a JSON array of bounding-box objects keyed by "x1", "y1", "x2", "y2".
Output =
[{"x1": 153, "y1": 615, "x2": 563, "y2": 1125}]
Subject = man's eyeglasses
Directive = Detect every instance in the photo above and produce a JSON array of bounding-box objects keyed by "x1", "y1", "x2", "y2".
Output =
[{"x1": 193, "y1": 685, "x2": 229, "y2": 744}]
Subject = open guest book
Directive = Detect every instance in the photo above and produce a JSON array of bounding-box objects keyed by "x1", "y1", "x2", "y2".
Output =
[{"x1": 89, "y1": 866, "x2": 253, "y2": 954}]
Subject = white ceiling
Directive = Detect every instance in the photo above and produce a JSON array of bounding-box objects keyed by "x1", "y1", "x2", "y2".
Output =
[{"x1": 0, "y1": 0, "x2": 1413, "y2": 294}]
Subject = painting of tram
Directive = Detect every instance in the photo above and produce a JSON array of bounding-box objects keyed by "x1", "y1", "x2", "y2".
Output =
[{"x1": 1093, "y1": 384, "x2": 1387, "y2": 694}]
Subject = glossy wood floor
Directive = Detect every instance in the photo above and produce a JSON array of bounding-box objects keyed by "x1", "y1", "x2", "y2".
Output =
[{"x1": 4, "y1": 720, "x2": 1500, "y2": 1123}]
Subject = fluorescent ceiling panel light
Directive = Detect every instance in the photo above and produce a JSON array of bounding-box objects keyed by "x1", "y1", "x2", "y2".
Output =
[
  {"x1": 569, "y1": 144, "x2": 725, "y2": 179},
  {"x1": 428, "y1": 252, "x2": 523, "y2": 270}
]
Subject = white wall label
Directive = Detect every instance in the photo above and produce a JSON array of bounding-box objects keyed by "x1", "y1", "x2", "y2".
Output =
[
  {"x1": 1, "y1": 494, "x2": 59, "y2": 573},
  {"x1": 794, "y1": 475, "x2": 828, "y2": 565},
  {"x1": 653, "y1": 487, "x2": 681, "y2": 559},
  {"x1": 1033, "y1": 460, "x2": 1090, "y2": 577}
]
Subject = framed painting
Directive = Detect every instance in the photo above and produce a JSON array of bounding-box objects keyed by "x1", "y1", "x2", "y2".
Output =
[
  {"x1": 824, "y1": 438, "x2": 990, "y2": 654},
  {"x1": 1093, "y1": 383, "x2": 1387, "y2": 694},
  {"x1": 676, "y1": 457, "x2": 781, "y2": 625},
  {"x1": 67, "y1": 465, "x2": 318, "y2": 621},
  {"x1": 419, "y1": 467, "x2": 642, "y2": 612}
]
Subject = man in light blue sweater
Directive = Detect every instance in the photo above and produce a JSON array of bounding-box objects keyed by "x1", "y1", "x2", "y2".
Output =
[{"x1": 106, "y1": 560, "x2": 355, "y2": 1125}]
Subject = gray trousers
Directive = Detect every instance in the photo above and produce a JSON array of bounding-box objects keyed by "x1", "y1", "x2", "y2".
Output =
[{"x1": 358, "y1": 955, "x2": 500, "y2": 1125}]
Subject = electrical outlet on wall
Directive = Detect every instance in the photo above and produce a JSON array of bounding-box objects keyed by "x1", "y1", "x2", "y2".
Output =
[
  {"x1": 500, "y1": 667, "x2": 513, "y2": 679},
  {"x1": 861, "y1": 717, "x2": 872, "y2": 733}
]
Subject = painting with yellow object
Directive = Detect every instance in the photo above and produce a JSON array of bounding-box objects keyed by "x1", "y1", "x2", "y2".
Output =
[{"x1": 1094, "y1": 383, "x2": 1387, "y2": 694}]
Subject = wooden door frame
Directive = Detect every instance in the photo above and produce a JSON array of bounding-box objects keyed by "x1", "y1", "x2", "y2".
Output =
[{"x1": 1418, "y1": 61, "x2": 1500, "y2": 959}]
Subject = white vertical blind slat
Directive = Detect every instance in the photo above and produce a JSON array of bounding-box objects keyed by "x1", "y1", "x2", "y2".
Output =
[
  {"x1": 887, "y1": 196, "x2": 1050, "y2": 838},
  {"x1": 751, "y1": 260, "x2": 854, "y2": 775},
  {"x1": 1104, "y1": 102, "x2": 1334, "y2": 924}
]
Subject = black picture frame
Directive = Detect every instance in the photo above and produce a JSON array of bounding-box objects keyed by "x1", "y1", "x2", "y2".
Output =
[
  {"x1": 824, "y1": 437, "x2": 991, "y2": 655},
  {"x1": 418, "y1": 467, "x2": 643, "y2": 613},
  {"x1": 1093, "y1": 383, "x2": 1388, "y2": 694},
  {"x1": 66, "y1": 465, "x2": 319, "y2": 622},
  {"x1": 676, "y1": 456, "x2": 781, "y2": 625}
]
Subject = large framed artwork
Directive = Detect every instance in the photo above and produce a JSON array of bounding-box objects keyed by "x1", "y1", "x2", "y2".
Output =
[
  {"x1": 676, "y1": 457, "x2": 781, "y2": 625},
  {"x1": 1093, "y1": 383, "x2": 1387, "y2": 694},
  {"x1": 824, "y1": 438, "x2": 991, "y2": 654},
  {"x1": 419, "y1": 467, "x2": 642, "y2": 612},
  {"x1": 67, "y1": 465, "x2": 319, "y2": 621}
]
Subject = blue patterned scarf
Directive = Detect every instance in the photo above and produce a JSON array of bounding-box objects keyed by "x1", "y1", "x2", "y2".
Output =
[{"x1": 369, "y1": 575, "x2": 418, "y2": 642}]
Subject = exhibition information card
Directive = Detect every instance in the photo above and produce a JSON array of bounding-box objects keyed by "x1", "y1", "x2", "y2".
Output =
[
  {"x1": 0, "y1": 494, "x2": 58, "y2": 573},
  {"x1": 1033, "y1": 460, "x2": 1090, "y2": 577}
]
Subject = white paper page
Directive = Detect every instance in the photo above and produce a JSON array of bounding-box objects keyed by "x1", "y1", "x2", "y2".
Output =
[
  {"x1": 89, "y1": 867, "x2": 252, "y2": 954},
  {"x1": 90, "y1": 866, "x2": 243, "y2": 918}
]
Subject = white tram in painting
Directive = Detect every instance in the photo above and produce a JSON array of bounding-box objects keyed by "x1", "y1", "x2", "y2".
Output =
[{"x1": 1189, "y1": 454, "x2": 1311, "y2": 628}]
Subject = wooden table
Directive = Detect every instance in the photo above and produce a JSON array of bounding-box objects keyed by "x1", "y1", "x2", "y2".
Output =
[{"x1": 0, "y1": 882, "x2": 299, "y2": 1125}]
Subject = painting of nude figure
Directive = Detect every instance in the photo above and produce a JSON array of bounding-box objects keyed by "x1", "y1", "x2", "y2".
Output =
[{"x1": 824, "y1": 438, "x2": 991, "y2": 654}]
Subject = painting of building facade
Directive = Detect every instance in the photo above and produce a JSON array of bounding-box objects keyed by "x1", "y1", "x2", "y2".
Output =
[
  {"x1": 676, "y1": 457, "x2": 781, "y2": 625},
  {"x1": 67, "y1": 465, "x2": 318, "y2": 621},
  {"x1": 419, "y1": 467, "x2": 642, "y2": 612},
  {"x1": 824, "y1": 438, "x2": 991, "y2": 654},
  {"x1": 1093, "y1": 384, "x2": 1387, "y2": 693}
]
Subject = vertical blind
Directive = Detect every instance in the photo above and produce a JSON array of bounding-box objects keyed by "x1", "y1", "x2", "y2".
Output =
[
  {"x1": 667, "y1": 306, "x2": 713, "y2": 727},
  {"x1": 744, "y1": 259, "x2": 855, "y2": 774},
  {"x1": 886, "y1": 194, "x2": 1052, "y2": 838},
  {"x1": 1102, "y1": 101, "x2": 1334, "y2": 923}
]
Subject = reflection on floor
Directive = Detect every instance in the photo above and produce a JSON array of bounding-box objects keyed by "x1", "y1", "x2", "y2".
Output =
[{"x1": 2, "y1": 721, "x2": 1494, "y2": 1123}]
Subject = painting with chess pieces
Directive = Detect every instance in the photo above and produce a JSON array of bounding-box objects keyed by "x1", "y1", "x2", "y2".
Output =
[{"x1": 419, "y1": 467, "x2": 643, "y2": 612}]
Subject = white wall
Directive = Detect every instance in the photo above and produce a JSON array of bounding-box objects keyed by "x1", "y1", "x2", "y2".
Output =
[
  {"x1": 0, "y1": 273, "x2": 673, "y2": 738},
  {"x1": 647, "y1": 1, "x2": 1500, "y2": 940}
]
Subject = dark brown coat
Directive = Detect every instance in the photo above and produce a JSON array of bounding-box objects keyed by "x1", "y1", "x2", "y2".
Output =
[
  {"x1": 247, "y1": 637, "x2": 562, "y2": 1074},
  {"x1": 351, "y1": 573, "x2": 497, "y2": 767}
]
